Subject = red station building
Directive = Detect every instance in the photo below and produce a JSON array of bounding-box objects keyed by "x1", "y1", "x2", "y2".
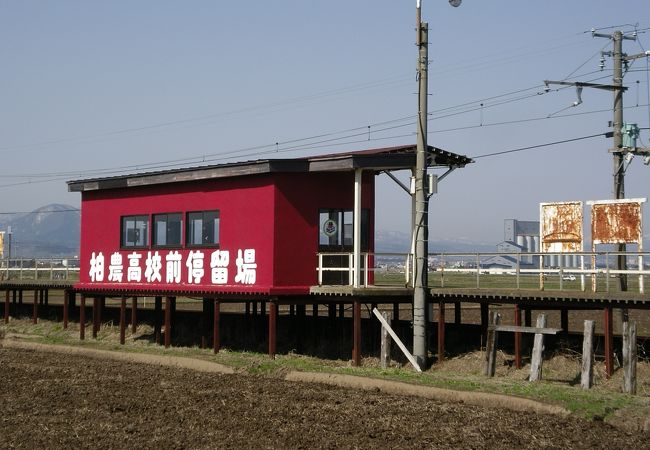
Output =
[{"x1": 67, "y1": 145, "x2": 471, "y2": 361}]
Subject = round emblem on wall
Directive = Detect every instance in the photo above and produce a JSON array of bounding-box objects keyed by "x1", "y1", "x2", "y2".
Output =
[{"x1": 322, "y1": 219, "x2": 338, "y2": 237}]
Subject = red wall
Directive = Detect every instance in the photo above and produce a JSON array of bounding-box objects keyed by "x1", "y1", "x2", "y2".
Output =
[
  {"x1": 273, "y1": 171, "x2": 375, "y2": 288},
  {"x1": 77, "y1": 171, "x2": 375, "y2": 294}
]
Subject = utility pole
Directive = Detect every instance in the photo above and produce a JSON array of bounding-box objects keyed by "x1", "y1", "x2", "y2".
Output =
[
  {"x1": 545, "y1": 29, "x2": 650, "y2": 292},
  {"x1": 412, "y1": 0, "x2": 429, "y2": 368},
  {"x1": 412, "y1": 0, "x2": 462, "y2": 369}
]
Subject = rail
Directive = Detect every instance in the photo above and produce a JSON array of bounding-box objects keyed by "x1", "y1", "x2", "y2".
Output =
[
  {"x1": 316, "y1": 251, "x2": 649, "y2": 293},
  {"x1": 0, "y1": 258, "x2": 80, "y2": 281}
]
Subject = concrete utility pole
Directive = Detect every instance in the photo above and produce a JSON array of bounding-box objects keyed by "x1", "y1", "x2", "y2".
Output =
[
  {"x1": 546, "y1": 29, "x2": 650, "y2": 292},
  {"x1": 412, "y1": 0, "x2": 429, "y2": 368},
  {"x1": 412, "y1": 0, "x2": 462, "y2": 369}
]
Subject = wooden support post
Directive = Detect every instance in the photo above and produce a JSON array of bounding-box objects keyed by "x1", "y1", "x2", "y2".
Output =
[
  {"x1": 328, "y1": 303, "x2": 336, "y2": 319},
  {"x1": 164, "y1": 296, "x2": 172, "y2": 348},
  {"x1": 339, "y1": 303, "x2": 344, "y2": 318},
  {"x1": 353, "y1": 301, "x2": 361, "y2": 366},
  {"x1": 213, "y1": 300, "x2": 221, "y2": 354},
  {"x1": 44, "y1": 289, "x2": 49, "y2": 306},
  {"x1": 437, "y1": 301, "x2": 445, "y2": 363},
  {"x1": 32, "y1": 289, "x2": 38, "y2": 324},
  {"x1": 393, "y1": 303, "x2": 399, "y2": 322},
  {"x1": 154, "y1": 296, "x2": 162, "y2": 345},
  {"x1": 529, "y1": 314, "x2": 547, "y2": 382},
  {"x1": 38, "y1": 289, "x2": 43, "y2": 306},
  {"x1": 484, "y1": 312, "x2": 501, "y2": 377},
  {"x1": 289, "y1": 304, "x2": 295, "y2": 316},
  {"x1": 63, "y1": 290, "x2": 70, "y2": 329},
  {"x1": 79, "y1": 295, "x2": 86, "y2": 340},
  {"x1": 561, "y1": 308, "x2": 569, "y2": 337},
  {"x1": 245, "y1": 301, "x2": 250, "y2": 316},
  {"x1": 604, "y1": 306, "x2": 614, "y2": 378},
  {"x1": 581, "y1": 320, "x2": 595, "y2": 390},
  {"x1": 261, "y1": 301, "x2": 266, "y2": 316},
  {"x1": 524, "y1": 308, "x2": 532, "y2": 327},
  {"x1": 312, "y1": 303, "x2": 318, "y2": 317},
  {"x1": 252, "y1": 301, "x2": 258, "y2": 316},
  {"x1": 454, "y1": 302, "x2": 461, "y2": 325},
  {"x1": 18, "y1": 289, "x2": 23, "y2": 305},
  {"x1": 119, "y1": 296, "x2": 126, "y2": 345},
  {"x1": 480, "y1": 303, "x2": 489, "y2": 342},
  {"x1": 4, "y1": 290, "x2": 9, "y2": 324},
  {"x1": 514, "y1": 304, "x2": 522, "y2": 369},
  {"x1": 268, "y1": 301, "x2": 277, "y2": 359},
  {"x1": 622, "y1": 321, "x2": 637, "y2": 395},
  {"x1": 380, "y1": 311, "x2": 391, "y2": 369},
  {"x1": 131, "y1": 297, "x2": 137, "y2": 334}
]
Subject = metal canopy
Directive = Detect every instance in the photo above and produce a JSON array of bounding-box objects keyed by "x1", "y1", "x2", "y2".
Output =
[{"x1": 67, "y1": 145, "x2": 472, "y2": 192}]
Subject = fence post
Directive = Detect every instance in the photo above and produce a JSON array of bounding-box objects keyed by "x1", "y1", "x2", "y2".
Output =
[
  {"x1": 380, "y1": 311, "x2": 392, "y2": 369},
  {"x1": 581, "y1": 320, "x2": 595, "y2": 390},
  {"x1": 622, "y1": 321, "x2": 637, "y2": 395},
  {"x1": 529, "y1": 314, "x2": 547, "y2": 382},
  {"x1": 484, "y1": 312, "x2": 500, "y2": 377}
]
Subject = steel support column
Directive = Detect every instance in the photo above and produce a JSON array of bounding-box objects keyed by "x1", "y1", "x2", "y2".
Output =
[
  {"x1": 4, "y1": 290, "x2": 9, "y2": 323},
  {"x1": 514, "y1": 304, "x2": 522, "y2": 369},
  {"x1": 79, "y1": 295, "x2": 86, "y2": 340},
  {"x1": 561, "y1": 308, "x2": 569, "y2": 337},
  {"x1": 268, "y1": 301, "x2": 277, "y2": 359},
  {"x1": 164, "y1": 296, "x2": 172, "y2": 349},
  {"x1": 32, "y1": 289, "x2": 38, "y2": 324},
  {"x1": 604, "y1": 306, "x2": 614, "y2": 378},
  {"x1": 480, "y1": 303, "x2": 489, "y2": 342},
  {"x1": 213, "y1": 300, "x2": 221, "y2": 354},
  {"x1": 119, "y1": 296, "x2": 126, "y2": 345},
  {"x1": 131, "y1": 297, "x2": 137, "y2": 334},
  {"x1": 352, "y1": 301, "x2": 361, "y2": 366},
  {"x1": 63, "y1": 290, "x2": 70, "y2": 329},
  {"x1": 437, "y1": 301, "x2": 445, "y2": 363},
  {"x1": 154, "y1": 296, "x2": 162, "y2": 345}
]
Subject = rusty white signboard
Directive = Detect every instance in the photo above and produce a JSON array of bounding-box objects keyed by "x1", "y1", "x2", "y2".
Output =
[
  {"x1": 587, "y1": 198, "x2": 645, "y2": 246},
  {"x1": 539, "y1": 201, "x2": 584, "y2": 290},
  {"x1": 587, "y1": 198, "x2": 646, "y2": 293},
  {"x1": 540, "y1": 201, "x2": 584, "y2": 253}
]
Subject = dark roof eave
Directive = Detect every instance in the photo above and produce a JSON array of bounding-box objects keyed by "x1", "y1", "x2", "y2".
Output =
[{"x1": 68, "y1": 145, "x2": 473, "y2": 192}]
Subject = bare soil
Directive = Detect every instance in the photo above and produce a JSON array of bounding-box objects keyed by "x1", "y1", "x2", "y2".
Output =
[{"x1": 0, "y1": 345, "x2": 647, "y2": 449}]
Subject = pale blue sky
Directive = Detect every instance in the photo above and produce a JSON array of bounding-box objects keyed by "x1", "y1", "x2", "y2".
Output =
[{"x1": 1, "y1": 1, "x2": 649, "y2": 244}]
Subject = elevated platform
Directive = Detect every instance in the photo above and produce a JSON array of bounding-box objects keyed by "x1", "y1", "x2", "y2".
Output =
[{"x1": 429, "y1": 288, "x2": 650, "y2": 309}]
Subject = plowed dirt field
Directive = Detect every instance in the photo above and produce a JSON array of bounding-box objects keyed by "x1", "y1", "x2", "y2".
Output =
[{"x1": 0, "y1": 346, "x2": 647, "y2": 449}]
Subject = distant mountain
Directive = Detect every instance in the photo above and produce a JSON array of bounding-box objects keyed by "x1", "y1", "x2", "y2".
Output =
[
  {"x1": 376, "y1": 229, "x2": 494, "y2": 254},
  {"x1": 1, "y1": 204, "x2": 80, "y2": 258}
]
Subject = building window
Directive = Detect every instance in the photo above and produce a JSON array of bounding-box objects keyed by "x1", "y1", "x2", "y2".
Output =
[
  {"x1": 186, "y1": 210, "x2": 220, "y2": 246},
  {"x1": 153, "y1": 213, "x2": 182, "y2": 247},
  {"x1": 121, "y1": 215, "x2": 149, "y2": 248},
  {"x1": 318, "y1": 209, "x2": 369, "y2": 251}
]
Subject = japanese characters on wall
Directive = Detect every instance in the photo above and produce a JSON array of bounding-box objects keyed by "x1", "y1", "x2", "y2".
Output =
[{"x1": 88, "y1": 248, "x2": 258, "y2": 286}]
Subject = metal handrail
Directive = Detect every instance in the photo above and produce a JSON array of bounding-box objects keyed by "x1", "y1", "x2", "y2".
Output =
[
  {"x1": 316, "y1": 251, "x2": 649, "y2": 293},
  {"x1": 0, "y1": 258, "x2": 80, "y2": 281}
]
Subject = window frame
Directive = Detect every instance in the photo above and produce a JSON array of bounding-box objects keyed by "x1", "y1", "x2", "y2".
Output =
[
  {"x1": 318, "y1": 208, "x2": 370, "y2": 252},
  {"x1": 185, "y1": 210, "x2": 220, "y2": 248},
  {"x1": 120, "y1": 214, "x2": 150, "y2": 249},
  {"x1": 152, "y1": 212, "x2": 183, "y2": 248}
]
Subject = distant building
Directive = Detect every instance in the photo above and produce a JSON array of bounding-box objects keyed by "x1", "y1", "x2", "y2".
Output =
[{"x1": 482, "y1": 219, "x2": 539, "y2": 269}]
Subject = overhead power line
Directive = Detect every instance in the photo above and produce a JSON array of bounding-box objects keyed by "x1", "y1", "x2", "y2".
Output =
[{"x1": 471, "y1": 132, "x2": 606, "y2": 159}]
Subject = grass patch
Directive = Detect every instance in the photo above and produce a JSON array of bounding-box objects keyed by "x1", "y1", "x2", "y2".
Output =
[{"x1": 2, "y1": 317, "x2": 648, "y2": 421}]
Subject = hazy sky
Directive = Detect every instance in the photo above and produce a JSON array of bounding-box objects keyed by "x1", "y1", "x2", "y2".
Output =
[{"x1": 1, "y1": 1, "x2": 649, "y2": 244}]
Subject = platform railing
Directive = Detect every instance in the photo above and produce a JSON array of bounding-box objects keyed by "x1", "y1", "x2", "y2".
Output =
[
  {"x1": 0, "y1": 258, "x2": 80, "y2": 281},
  {"x1": 316, "y1": 251, "x2": 649, "y2": 293},
  {"x1": 316, "y1": 252, "x2": 413, "y2": 287}
]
